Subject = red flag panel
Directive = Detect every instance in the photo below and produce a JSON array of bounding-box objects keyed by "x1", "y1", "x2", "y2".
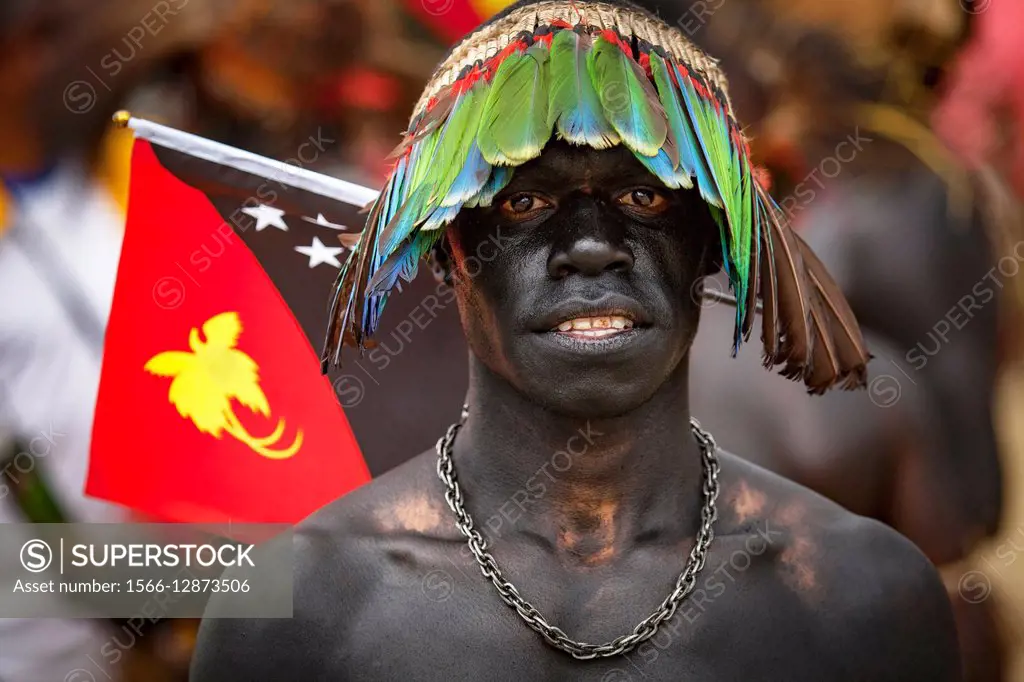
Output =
[{"x1": 88, "y1": 140, "x2": 370, "y2": 524}]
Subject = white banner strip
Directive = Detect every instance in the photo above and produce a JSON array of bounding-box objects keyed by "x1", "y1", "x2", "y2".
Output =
[{"x1": 123, "y1": 115, "x2": 381, "y2": 208}]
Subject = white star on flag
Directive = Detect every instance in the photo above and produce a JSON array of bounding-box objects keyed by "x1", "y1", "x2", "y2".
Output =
[
  {"x1": 242, "y1": 204, "x2": 288, "y2": 231},
  {"x1": 301, "y1": 213, "x2": 347, "y2": 230},
  {"x1": 295, "y1": 236, "x2": 344, "y2": 269}
]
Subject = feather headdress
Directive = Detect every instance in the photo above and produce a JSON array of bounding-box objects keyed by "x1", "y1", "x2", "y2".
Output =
[{"x1": 322, "y1": 0, "x2": 870, "y2": 394}]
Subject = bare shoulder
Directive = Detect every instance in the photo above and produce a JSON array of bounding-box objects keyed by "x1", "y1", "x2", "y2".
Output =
[
  {"x1": 191, "y1": 449, "x2": 447, "y2": 682},
  {"x1": 717, "y1": 452, "x2": 962, "y2": 681}
]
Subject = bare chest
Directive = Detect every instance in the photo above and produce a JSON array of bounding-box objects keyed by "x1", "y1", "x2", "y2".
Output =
[{"x1": 304, "y1": 533, "x2": 847, "y2": 681}]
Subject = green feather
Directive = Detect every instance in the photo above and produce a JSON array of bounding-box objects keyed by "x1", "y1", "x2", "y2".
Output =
[
  {"x1": 547, "y1": 29, "x2": 619, "y2": 149},
  {"x1": 407, "y1": 130, "x2": 440, "y2": 195},
  {"x1": 678, "y1": 74, "x2": 750, "y2": 300},
  {"x1": 587, "y1": 35, "x2": 667, "y2": 158},
  {"x1": 477, "y1": 44, "x2": 552, "y2": 166},
  {"x1": 649, "y1": 52, "x2": 703, "y2": 189},
  {"x1": 424, "y1": 81, "x2": 488, "y2": 205}
]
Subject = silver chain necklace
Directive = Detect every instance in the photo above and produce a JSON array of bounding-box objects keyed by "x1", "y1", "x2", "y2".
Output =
[{"x1": 435, "y1": 406, "x2": 721, "y2": 660}]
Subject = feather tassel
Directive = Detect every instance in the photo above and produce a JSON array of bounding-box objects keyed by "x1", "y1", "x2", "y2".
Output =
[
  {"x1": 757, "y1": 185, "x2": 811, "y2": 378},
  {"x1": 588, "y1": 33, "x2": 667, "y2": 158},
  {"x1": 794, "y1": 232, "x2": 871, "y2": 390},
  {"x1": 548, "y1": 29, "x2": 619, "y2": 149},
  {"x1": 478, "y1": 44, "x2": 553, "y2": 166}
]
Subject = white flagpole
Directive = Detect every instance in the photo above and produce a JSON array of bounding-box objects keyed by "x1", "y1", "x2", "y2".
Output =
[{"x1": 112, "y1": 111, "x2": 380, "y2": 209}]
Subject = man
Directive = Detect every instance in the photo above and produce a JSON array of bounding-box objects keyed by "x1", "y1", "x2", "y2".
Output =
[{"x1": 192, "y1": 2, "x2": 960, "y2": 679}]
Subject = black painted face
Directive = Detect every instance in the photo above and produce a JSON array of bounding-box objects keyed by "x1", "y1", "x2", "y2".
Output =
[{"x1": 443, "y1": 141, "x2": 719, "y2": 417}]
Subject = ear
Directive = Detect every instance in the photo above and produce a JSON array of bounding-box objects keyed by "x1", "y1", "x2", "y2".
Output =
[{"x1": 427, "y1": 234, "x2": 454, "y2": 286}]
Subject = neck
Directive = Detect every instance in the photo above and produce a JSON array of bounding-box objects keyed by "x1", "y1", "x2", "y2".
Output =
[{"x1": 451, "y1": 357, "x2": 705, "y2": 566}]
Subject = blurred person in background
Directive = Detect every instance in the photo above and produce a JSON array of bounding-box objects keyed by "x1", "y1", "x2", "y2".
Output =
[
  {"x1": 144, "y1": 0, "x2": 438, "y2": 184},
  {"x1": 933, "y1": 0, "x2": 1024, "y2": 201},
  {"x1": 0, "y1": 2, "x2": 231, "y2": 679},
  {"x1": 631, "y1": 1, "x2": 1020, "y2": 679}
]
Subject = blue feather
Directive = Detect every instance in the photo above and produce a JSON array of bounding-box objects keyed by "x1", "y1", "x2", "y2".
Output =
[
  {"x1": 636, "y1": 149, "x2": 687, "y2": 189},
  {"x1": 383, "y1": 155, "x2": 408, "y2": 226},
  {"x1": 367, "y1": 230, "x2": 441, "y2": 296},
  {"x1": 378, "y1": 184, "x2": 431, "y2": 261},
  {"x1": 673, "y1": 64, "x2": 724, "y2": 208},
  {"x1": 442, "y1": 140, "x2": 490, "y2": 208},
  {"x1": 421, "y1": 202, "x2": 463, "y2": 232},
  {"x1": 466, "y1": 165, "x2": 514, "y2": 208}
]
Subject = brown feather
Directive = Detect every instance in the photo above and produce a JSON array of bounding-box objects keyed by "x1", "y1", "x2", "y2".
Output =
[
  {"x1": 321, "y1": 248, "x2": 359, "y2": 370},
  {"x1": 795, "y1": 233, "x2": 870, "y2": 389},
  {"x1": 758, "y1": 185, "x2": 811, "y2": 378},
  {"x1": 387, "y1": 91, "x2": 456, "y2": 160},
  {"x1": 804, "y1": 293, "x2": 840, "y2": 394},
  {"x1": 758, "y1": 204, "x2": 780, "y2": 366},
  {"x1": 348, "y1": 197, "x2": 387, "y2": 348},
  {"x1": 337, "y1": 232, "x2": 362, "y2": 249}
]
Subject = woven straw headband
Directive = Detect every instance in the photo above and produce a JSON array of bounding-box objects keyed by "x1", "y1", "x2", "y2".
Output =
[{"x1": 414, "y1": 1, "x2": 734, "y2": 119}]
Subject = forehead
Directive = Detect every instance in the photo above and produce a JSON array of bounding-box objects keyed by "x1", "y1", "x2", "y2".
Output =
[{"x1": 507, "y1": 142, "x2": 664, "y2": 189}]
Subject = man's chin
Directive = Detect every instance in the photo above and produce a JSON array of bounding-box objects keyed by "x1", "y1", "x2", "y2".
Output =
[
  {"x1": 525, "y1": 386, "x2": 661, "y2": 420},
  {"x1": 513, "y1": 330, "x2": 672, "y2": 418}
]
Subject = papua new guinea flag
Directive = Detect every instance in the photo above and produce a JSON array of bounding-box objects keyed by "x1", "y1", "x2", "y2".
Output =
[{"x1": 88, "y1": 120, "x2": 468, "y2": 524}]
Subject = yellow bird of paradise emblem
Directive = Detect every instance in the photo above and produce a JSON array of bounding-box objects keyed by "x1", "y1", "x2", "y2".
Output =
[{"x1": 144, "y1": 311, "x2": 302, "y2": 459}]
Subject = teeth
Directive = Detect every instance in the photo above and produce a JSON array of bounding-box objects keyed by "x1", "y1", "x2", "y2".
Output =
[{"x1": 554, "y1": 315, "x2": 635, "y2": 333}]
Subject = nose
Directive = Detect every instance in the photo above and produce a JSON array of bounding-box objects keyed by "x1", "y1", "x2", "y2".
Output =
[{"x1": 547, "y1": 235, "x2": 635, "y2": 279}]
